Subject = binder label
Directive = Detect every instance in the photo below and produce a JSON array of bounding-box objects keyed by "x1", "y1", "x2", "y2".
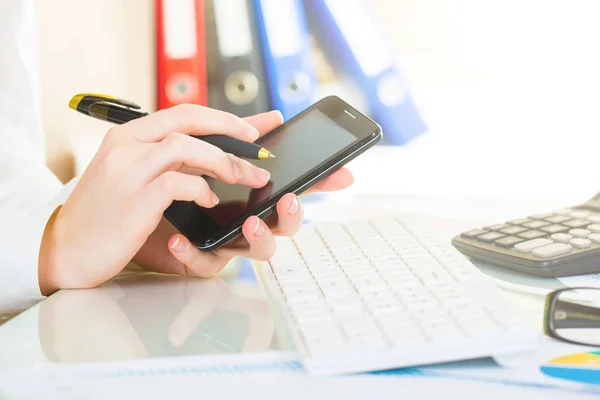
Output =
[
  {"x1": 325, "y1": 0, "x2": 393, "y2": 77},
  {"x1": 213, "y1": 0, "x2": 253, "y2": 57},
  {"x1": 162, "y1": 0, "x2": 198, "y2": 59},
  {"x1": 261, "y1": 0, "x2": 303, "y2": 57}
]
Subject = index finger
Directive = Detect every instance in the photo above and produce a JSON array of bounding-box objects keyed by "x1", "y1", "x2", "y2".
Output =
[
  {"x1": 243, "y1": 110, "x2": 284, "y2": 138},
  {"x1": 124, "y1": 104, "x2": 260, "y2": 143}
]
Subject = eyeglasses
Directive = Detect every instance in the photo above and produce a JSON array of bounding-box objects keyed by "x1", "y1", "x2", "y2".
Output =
[{"x1": 544, "y1": 287, "x2": 600, "y2": 347}]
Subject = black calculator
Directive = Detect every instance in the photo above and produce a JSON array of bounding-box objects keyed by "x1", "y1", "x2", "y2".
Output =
[{"x1": 452, "y1": 192, "x2": 600, "y2": 277}]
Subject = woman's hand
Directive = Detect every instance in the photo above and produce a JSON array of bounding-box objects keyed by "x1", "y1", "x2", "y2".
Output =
[
  {"x1": 133, "y1": 111, "x2": 353, "y2": 279},
  {"x1": 39, "y1": 106, "x2": 353, "y2": 295}
]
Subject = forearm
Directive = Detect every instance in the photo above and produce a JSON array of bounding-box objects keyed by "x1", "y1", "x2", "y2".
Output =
[{"x1": 0, "y1": 160, "x2": 77, "y2": 313}]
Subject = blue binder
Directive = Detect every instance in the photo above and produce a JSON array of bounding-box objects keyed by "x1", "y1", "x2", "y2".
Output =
[
  {"x1": 304, "y1": 0, "x2": 426, "y2": 145},
  {"x1": 252, "y1": 0, "x2": 317, "y2": 120}
]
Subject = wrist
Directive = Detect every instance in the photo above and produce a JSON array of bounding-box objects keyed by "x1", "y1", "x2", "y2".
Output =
[{"x1": 38, "y1": 206, "x2": 63, "y2": 296}]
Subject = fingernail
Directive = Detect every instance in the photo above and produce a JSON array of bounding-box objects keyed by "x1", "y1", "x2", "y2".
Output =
[
  {"x1": 254, "y1": 168, "x2": 271, "y2": 183},
  {"x1": 170, "y1": 236, "x2": 186, "y2": 252},
  {"x1": 211, "y1": 192, "x2": 220, "y2": 206},
  {"x1": 273, "y1": 110, "x2": 284, "y2": 122},
  {"x1": 253, "y1": 218, "x2": 265, "y2": 237},
  {"x1": 243, "y1": 121, "x2": 259, "y2": 141},
  {"x1": 288, "y1": 195, "x2": 299, "y2": 215}
]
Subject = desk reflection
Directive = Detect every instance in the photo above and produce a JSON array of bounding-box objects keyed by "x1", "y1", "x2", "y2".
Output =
[{"x1": 38, "y1": 273, "x2": 276, "y2": 363}]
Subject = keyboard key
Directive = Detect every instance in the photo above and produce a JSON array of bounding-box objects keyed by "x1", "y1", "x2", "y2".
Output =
[
  {"x1": 523, "y1": 220, "x2": 550, "y2": 229},
  {"x1": 564, "y1": 219, "x2": 590, "y2": 228},
  {"x1": 550, "y1": 233, "x2": 572, "y2": 243},
  {"x1": 544, "y1": 215, "x2": 571, "y2": 224},
  {"x1": 541, "y1": 224, "x2": 570, "y2": 234},
  {"x1": 500, "y1": 226, "x2": 528, "y2": 235},
  {"x1": 570, "y1": 210, "x2": 591, "y2": 219},
  {"x1": 476, "y1": 231, "x2": 505, "y2": 243},
  {"x1": 514, "y1": 238, "x2": 553, "y2": 253},
  {"x1": 319, "y1": 281, "x2": 355, "y2": 299},
  {"x1": 507, "y1": 218, "x2": 532, "y2": 225},
  {"x1": 588, "y1": 224, "x2": 600, "y2": 233},
  {"x1": 589, "y1": 215, "x2": 600, "y2": 224},
  {"x1": 530, "y1": 213, "x2": 553, "y2": 220},
  {"x1": 532, "y1": 243, "x2": 572, "y2": 258},
  {"x1": 461, "y1": 229, "x2": 488, "y2": 239},
  {"x1": 553, "y1": 209, "x2": 572, "y2": 215},
  {"x1": 569, "y1": 228, "x2": 590, "y2": 238},
  {"x1": 484, "y1": 224, "x2": 509, "y2": 231},
  {"x1": 570, "y1": 238, "x2": 592, "y2": 249},
  {"x1": 518, "y1": 230, "x2": 546, "y2": 240},
  {"x1": 494, "y1": 236, "x2": 524, "y2": 248},
  {"x1": 589, "y1": 233, "x2": 600, "y2": 244}
]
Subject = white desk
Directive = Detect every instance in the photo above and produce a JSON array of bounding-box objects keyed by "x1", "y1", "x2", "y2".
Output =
[
  {"x1": 0, "y1": 195, "x2": 599, "y2": 398},
  {"x1": 0, "y1": 262, "x2": 290, "y2": 368},
  {"x1": 0, "y1": 194, "x2": 581, "y2": 367}
]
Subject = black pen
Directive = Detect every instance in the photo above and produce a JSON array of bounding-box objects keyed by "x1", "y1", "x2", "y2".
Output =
[{"x1": 68, "y1": 93, "x2": 275, "y2": 160}]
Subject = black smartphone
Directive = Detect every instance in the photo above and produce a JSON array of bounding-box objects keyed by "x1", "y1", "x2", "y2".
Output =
[{"x1": 164, "y1": 96, "x2": 383, "y2": 251}]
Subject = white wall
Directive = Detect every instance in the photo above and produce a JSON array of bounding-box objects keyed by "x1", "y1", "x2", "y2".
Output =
[
  {"x1": 36, "y1": 1, "x2": 600, "y2": 199},
  {"x1": 35, "y1": 0, "x2": 154, "y2": 179}
]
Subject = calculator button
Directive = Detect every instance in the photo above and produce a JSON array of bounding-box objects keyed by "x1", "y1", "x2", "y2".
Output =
[
  {"x1": 476, "y1": 232, "x2": 505, "y2": 243},
  {"x1": 570, "y1": 238, "x2": 592, "y2": 249},
  {"x1": 530, "y1": 213, "x2": 553, "y2": 220},
  {"x1": 570, "y1": 210, "x2": 591, "y2": 219},
  {"x1": 553, "y1": 209, "x2": 572, "y2": 215},
  {"x1": 507, "y1": 218, "x2": 532, "y2": 225},
  {"x1": 518, "y1": 230, "x2": 546, "y2": 240},
  {"x1": 484, "y1": 224, "x2": 509, "y2": 231},
  {"x1": 563, "y1": 219, "x2": 590, "y2": 228},
  {"x1": 588, "y1": 216, "x2": 600, "y2": 224},
  {"x1": 550, "y1": 233, "x2": 572, "y2": 243},
  {"x1": 494, "y1": 236, "x2": 524, "y2": 248},
  {"x1": 523, "y1": 220, "x2": 549, "y2": 229},
  {"x1": 500, "y1": 226, "x2": 528, "y2": 235},
  {"x1": 544, "y1": 215, "x2": 571, "y2": 224},
  {"x1": 588, "y1": 224, "x2": 600, "y2": 233},
  {"x1": 589, "y1": 233, "x2": 600, "y2": 244},
  {"x1": 532, "y1": 243, "x2": 572, "y2": 258},
  {"x1": 514, "y1": 238, "x2": 553, "y2": 253},
  {"x1": 569, "y1": 229, "x2": 590, "y2": 238},
  {"x1": 541, "y1": 224, "x2": 570, "y2": 234},
  {"x1": 462, "y1": 229, "x2": 488, "y2": 239}
]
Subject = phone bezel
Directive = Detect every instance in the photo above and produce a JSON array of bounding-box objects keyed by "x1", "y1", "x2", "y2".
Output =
[{"x1": 165, "y1": 96, "x2": 383, "y2": 251}]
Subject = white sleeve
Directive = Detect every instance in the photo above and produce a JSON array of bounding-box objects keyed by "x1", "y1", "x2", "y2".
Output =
[{"x1": 0, "y1": 0, "x2": 75, "y2": 313}]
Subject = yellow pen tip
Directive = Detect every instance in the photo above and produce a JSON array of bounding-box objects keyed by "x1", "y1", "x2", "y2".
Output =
[{"x1": 258, "y1": 148, "x2": 275, "y2": 159}]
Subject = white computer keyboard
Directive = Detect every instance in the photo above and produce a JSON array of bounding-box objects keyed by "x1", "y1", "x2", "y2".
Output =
[{"x1": 257, "y1": 216, "x2": 538, "y2": 376}]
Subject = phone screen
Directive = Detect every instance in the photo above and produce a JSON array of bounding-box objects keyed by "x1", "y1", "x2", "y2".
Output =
[
  {"x1": 164, "y1": 97, "x2": 380, "y2": 249},
  {"x1": 207, "y1": 109, "x2": 356, "y2": 223}
]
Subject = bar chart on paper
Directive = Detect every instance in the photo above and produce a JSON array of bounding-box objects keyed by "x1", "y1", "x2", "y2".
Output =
[{"x1": 541, "y1": 352, "x2": 600, "y2": 385}]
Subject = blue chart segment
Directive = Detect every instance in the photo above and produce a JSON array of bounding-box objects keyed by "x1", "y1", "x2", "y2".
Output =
[{"x1": 540, "y1": 351, "x2": 600, "y2": 385}]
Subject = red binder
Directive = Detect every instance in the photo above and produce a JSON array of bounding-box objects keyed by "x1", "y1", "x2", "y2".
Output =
[{"x1": 156, "y1": 0, "x2": 207, "y2": 109}]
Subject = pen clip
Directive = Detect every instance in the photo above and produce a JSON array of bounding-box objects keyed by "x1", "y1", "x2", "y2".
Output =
[
  {"x1": 91, "y1": 96, "x2": 141, "y2": 110},
  {"x1": 69, "y1": 93, "x2": 141, "y2": 113},
  {"x1": 90, "y1": 100, "x2": 131, "y2": 111},
  {"x1": 87, "y1": 100, "x2": 130, "y2": 118}
]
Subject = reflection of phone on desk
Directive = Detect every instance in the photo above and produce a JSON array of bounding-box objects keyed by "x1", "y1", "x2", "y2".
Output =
[
  {"x1": 164, "y1": 96, "x2": 383, "y2": 251},
  {"x1": 453, "y1": 192, "x2": 600, "y2": 277}
]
